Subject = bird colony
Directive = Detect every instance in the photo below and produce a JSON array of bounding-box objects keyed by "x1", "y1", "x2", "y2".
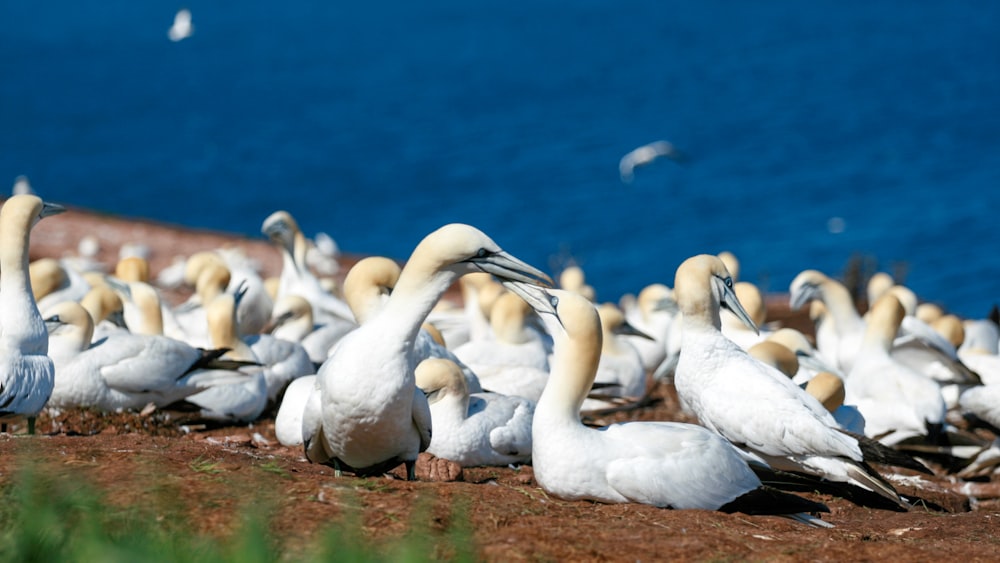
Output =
[{"x1": 6, "y1": 192, "x2": 1000, "y2": 529}]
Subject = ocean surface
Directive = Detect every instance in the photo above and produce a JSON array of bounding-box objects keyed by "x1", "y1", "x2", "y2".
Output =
[{"x1": 3, "y1": 1, "x2": 999, "y2": 316}]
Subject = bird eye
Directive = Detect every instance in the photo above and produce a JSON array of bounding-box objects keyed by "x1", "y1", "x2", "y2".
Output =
[
  {"x1": 476, "y1": 248, "x2": 489, "y2": 259},
  {"x1": 550, "y1": 295, "x2": 559, "y2": 309},
  {"x1": 724, "y1": 277, "x2": 733, "y2": 289}
]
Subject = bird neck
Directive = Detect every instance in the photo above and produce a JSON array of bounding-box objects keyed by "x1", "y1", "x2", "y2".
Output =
[{"x1": 537, "y1": 328, "x2": 601, "y2": 424}]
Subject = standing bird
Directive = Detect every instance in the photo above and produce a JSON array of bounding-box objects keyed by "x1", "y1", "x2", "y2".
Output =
[
  {"x1": 304, "y1": 224, "x2": 551, "y2": 480},
  {"x1": 673, "y1": 255, "x2": 928, "y2": 511},
  {"x1": 0, "y1": 195, "x2": 65, "y2": 433},
  {"x1": 504, "y1": 281, "x2": 831, "y2": 525}
]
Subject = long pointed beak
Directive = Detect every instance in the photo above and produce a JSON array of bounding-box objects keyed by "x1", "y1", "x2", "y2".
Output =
[
  {"x1": 615, "y1": 320, "x2": 655, "y2": 340},
  {"x1": 104, "y1": 277, "x2": 133, "y2": 300},
  {"x1": 502, "y1": 280, "x2": 558, "y2": 317},
  {"x1": 262, "y1": 220, "x2": 296, "y2": 256},
  {"x1": 40, "y1": 201, "x2": 66, "y2": 218},
  {"x1": 261, "y1": 311, "x2": 293, "y2": 334},
  {"x1": 789, "y1": 284, "x2": 819, "y2": 311},
  {"x1": 471, "y1": 251, "x2": 553, "y2": 287},
  {"x1": 652, "y1": 296, "x2": 679, "y2": 314},
  {"x1": 722, "y1": 282, "x2": 758, "y2": 334}
]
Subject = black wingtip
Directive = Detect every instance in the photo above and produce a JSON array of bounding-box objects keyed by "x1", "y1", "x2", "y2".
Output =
[
  {"x1": 840, "y1": 429, "x2": 934, "y2": 475},
  {"x1": 718, "y1": 486, "x2": 829, "y2": 517}
]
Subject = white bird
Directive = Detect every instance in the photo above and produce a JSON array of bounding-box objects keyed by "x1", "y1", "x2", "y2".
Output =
[
  {"x1": 274, "y1": 374, "x2": 318, "y2": 447},
  {"x1": 453, "y1": 291, "x2": 550, "y2": 398},
  {"x1": 581, "y1": 303, "x2": 649, "y2": 410},
  {"x1": 503, "y1": 281, "x2": 831, "y2": 525},
  {"x1": 182, "y1": 289, "x2": 269, "y2": 423},
  {"x1": 621, "y1": 283, "x2": 677, "y2": 373},
  {"x1": 415, "y1": 357, "x2": 533, "y2": 467},
  {"x1": 618, "y1": 140, "x2": 684, "y2": 184},
  {"x1": 789, "y1": 269, "x2": 865, "y2": 372},
  {"x1": 304, "y1": 224, "x2": 552, "y2": 480},
  {"x1": 31, "y1": 258, "x2": 91, "y2": 314},
  {"x1": 262, "y1": 210, "x2": 355, "y2": 326},
  {"x1": 44, "y1": 301, "x2": 252, "y2": 411},
  {"x1": 846, "y1": 293, "x2": 948, "y2": 446},
  {"x1": 167, "y1": 8, "x2": 194, "y2": 42},
  {"x1": 673, "y1": 255, "x2": 927, "y2": 511},
  {"x1": 341, "y1": 256, "x2": 482, "y2": 392},
  {"x1": 0, "y1": 195, "x2": 64, "y2": 433},
  {"x1": 264, "y1": 294, "x2": 353, "y2": 365}
]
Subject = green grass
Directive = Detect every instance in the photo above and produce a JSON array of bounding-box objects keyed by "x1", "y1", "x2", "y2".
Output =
[{"x1": 0, "y1": 462, "x2": 477, "y2": 562}]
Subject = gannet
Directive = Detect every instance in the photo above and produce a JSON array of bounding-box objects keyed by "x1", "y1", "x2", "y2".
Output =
[
  {"x1": 182, "y1": 289, "x2": 268, "y2": 423},
  {"x1": 846, "y1": 293, "x2": 948, "y2": 446},
  {"x1": 581, "y1": 303, "x2": 648, "y2": 410},
  {"x1": 453, "y1": 291, "x2": 550, "y2": 398},
  {"x1": 0, "y1": 195, "x2": 64, "y2": 433},
  {"x1": 789, "y1": 269, "x2": 865, "y2": 372},
  {"x1": 503, "y1": 281, "x2": 831, "y2": 525},
  {"x1": 618, "y1": 140, "x2": 684, "y2": 184},
  {"x1": 264, "y1": 295, "x2": 354, "y2": 365},
  {"x1": 274, "y1": 374, "x2": 318, "y2": 446},
  {"x1": 167, "y1": 8, "x2": 194, "y2": 42},
  {"x1": 262, "y1": 210, "x2": 355, "y2": 325},
  {"x1": 673, "y1": 255, "x2": 926, "y2": 511},
  {"x1": 305, "y1": 224, "x2": 551, "y2": 480},
  {"x1": 621, "y1": 283, "x2": 676, "y2": 372},
  {"x1": 415, "y1": 358, "x2": 533, "y2": 467},
  {"x1": 342, "y1": 256, "x2": 481, "y2": 392},
  {"x1": 44, "y1": 301, "x2": 252, "y2": 411}
]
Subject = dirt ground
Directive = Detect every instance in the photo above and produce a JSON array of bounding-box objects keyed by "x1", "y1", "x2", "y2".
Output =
[{"x1": 6, "y1": 204, "x2": 1000, "y2": 561}]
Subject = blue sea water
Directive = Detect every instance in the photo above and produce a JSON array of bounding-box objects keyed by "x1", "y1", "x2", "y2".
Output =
[{"x1": 3, "y1": 1, "x2": 999, "y2": 316}]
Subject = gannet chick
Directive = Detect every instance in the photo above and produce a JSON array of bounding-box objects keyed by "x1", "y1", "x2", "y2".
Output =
[
  {"x1": 504, "y1": 281, "x2": 831, "y2": 525},
  {"x1": 415, "y1": 358, "x2": 533, "y2": 467},
  {"x1": 618, "y1": 140, "x2": 684, "y2": 184},
  {"x1": 306, "y1": 224, "x2": 551, "y2": 480},
  {"x1": 674, "y1": 255, "x2": 927, "y2": 512},
  {"x1": 0, "y1": 195, "x2": 64, "y2": 433}
]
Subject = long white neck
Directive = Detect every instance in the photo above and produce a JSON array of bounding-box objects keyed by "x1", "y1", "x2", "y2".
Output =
[
  {"x1": 536, "y1": 322, "x2": 601, "y2": 425},
  {"x1": 0, "y1": 211, "x2": 46, "y2": 352}
]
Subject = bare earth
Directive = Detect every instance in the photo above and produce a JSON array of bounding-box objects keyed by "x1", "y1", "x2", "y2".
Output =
[{"x1": 4, "y1": 204, "x2": 999, "y2": 561}]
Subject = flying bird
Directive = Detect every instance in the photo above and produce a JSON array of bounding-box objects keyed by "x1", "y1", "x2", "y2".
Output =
[
  {"x1": 619, "y1": 140, "x2": 685, "y2": 183},
  {"x1": 168, "y1": 8, "x2": 194, "y2": 42}
]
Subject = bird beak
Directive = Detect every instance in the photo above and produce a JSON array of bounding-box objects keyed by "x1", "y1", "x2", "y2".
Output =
[
  {"x1": 104, "y1": 277, "x2": 133, "y2": 300},
  {"x1": 722, "y1": 281, "x2": 758, "y2": 334},
  {"x1": 652, "y1": 296, "x2": 679, "y2": 314},
  {"x1": 470, "y1": 251, "x2": 553, "y2": 287},
  {"x1": 502, "y1": 280, "x2": 558, "y2": 318},
  {"x1": 40, "y1": 201, "x2": 66, "y2": 218},
  {"x1": 261, "y1": 311, "x2": 294, "y2": 334},
  {"x1": 789, "y1": 283, "x2": 819, "y2": 311},
  {"x1": 615, "y1": 320, "x2": 655, "y2": 340},
  {"x1": 262, "y1": 218, "x2": 296, "y2": 255}
]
